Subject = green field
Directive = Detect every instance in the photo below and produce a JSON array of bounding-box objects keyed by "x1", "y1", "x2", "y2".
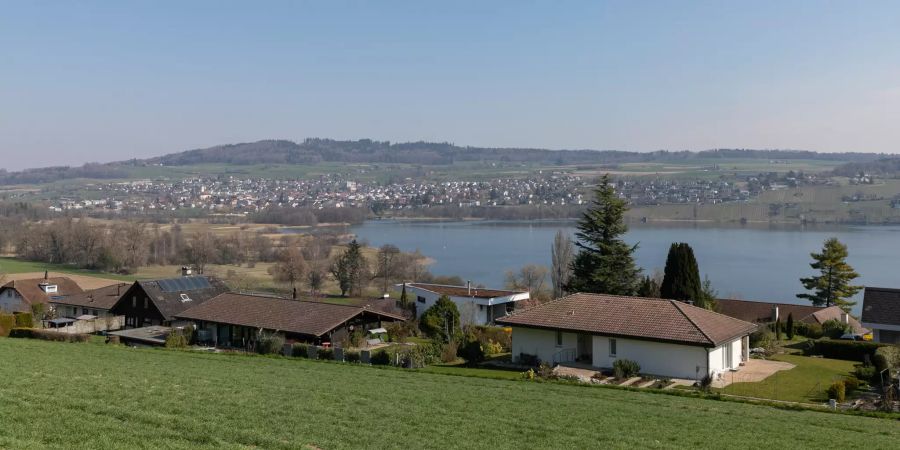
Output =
[
  {"x1": 0, "y1": 257, "x2": 134, "y2": 282},
  {"x1": 1, "y1": 338, "x2": 898, "y2": 449}
]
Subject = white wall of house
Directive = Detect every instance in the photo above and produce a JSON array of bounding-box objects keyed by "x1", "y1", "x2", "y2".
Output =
[
  {"x1": 592, "y1": 335, "x2": 708, "y2": 380},
  {"x1": 706, "y1": 337, "x2": 743, "y2": 377},
  {"x1": 0, "y1": 289, "x2": 25, "y2": 313},
  {"x1": 50, "y1": 303, "x2": 114, "y2": 319},
  {"x1": 510, "y1": 327, "x2": 578, "y2": 364},
  {"x1": 406, "y1": 287, "x2": 527, "y2": 326},
  {"x1": 509, "y1": 325, "x2": 749, "y2": 380}
]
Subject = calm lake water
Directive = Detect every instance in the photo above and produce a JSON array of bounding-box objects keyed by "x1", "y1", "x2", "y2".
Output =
[{"x1": 349, "y1": 220, "x2": 900, "y2": 316}]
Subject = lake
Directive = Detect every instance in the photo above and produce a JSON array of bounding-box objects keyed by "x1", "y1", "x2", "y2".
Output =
[{"x1": 350, "y1": 220, "x2": 900, "y2": 315}]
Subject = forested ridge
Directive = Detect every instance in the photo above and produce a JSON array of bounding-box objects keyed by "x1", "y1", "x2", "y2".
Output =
[{"x1": 0, "y1": 138, "x2": 887, "y2": 185}]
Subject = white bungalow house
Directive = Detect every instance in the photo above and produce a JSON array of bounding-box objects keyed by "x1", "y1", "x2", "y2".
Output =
[
  {"x1": 496, "y1": 293, "x2": 758, "y2": 381},
  {"x1": 861, "y1": 287, "x2": 900, "y2": 344},
  {"x1": 398, "y1": 283, "x2": 529, "y2": 326}
]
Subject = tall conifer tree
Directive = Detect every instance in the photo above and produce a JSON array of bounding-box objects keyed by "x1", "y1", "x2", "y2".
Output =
[{"x1": 566, "y1": 175, "x2": 641, "y2": 295}]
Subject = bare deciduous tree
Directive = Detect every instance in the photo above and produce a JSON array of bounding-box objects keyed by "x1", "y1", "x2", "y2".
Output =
[
  {"x1": 550, "y1": 229, "x2": 574, "y2": 298},
  {"x1": 505, "y1": 264, "x2": 550, "y2": 301}
]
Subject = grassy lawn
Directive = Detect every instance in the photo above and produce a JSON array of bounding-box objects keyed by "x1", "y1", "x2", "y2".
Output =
[
  {"x1": 1, "y1": 338, "x2": 898, "y2": 449},
  {"x1": 718, "y1": 354, "x2": 858, "y2": 403},
  {"x1": 0, "y1": 257, "x2": 135, "y2": 282}
]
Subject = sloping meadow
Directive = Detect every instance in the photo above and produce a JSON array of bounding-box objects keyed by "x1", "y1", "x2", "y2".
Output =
[{"x1": 0, "y1": 338, "x2": 897, "y2": 449}]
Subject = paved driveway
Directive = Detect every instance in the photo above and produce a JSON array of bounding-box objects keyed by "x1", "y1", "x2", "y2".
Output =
[{"x1": 712, "y1": 358, "x2": 795, "y2": 388}]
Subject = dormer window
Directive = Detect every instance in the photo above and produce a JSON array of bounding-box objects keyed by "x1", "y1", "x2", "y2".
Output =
[
  {"x1": 180, "y1": 293, "x2": 191, "y2": 302},
  {"x1": 39, "y1": 283, "x2": 58, "y2": 294}
]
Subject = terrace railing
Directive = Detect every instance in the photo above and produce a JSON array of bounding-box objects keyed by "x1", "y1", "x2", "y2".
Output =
[{"x1": 552, "y1": 348, "x2": 577, "y2": 365}]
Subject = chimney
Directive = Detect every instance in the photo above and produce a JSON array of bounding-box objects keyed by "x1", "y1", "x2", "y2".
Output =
[
  {"x1": 44, "y1": 270, "x2": 48, "y2": 280},
  {"x1": 467, "y1": 280, "x2": 472, "y2": 296},
  {"x1": 840, "y1": 312, "x2": 849, "y2": 325},
  {"x1": 117, "y1": 284, "x2": 121, "y2": 296},
  {"x1": 772, "y1": 306, "x2": 779, "y2": 323},
  {"x1": 181, "y1": 266, "x2": 192, "y2": 277},
  {"x1": 292, "y1": 287, "x2": 297, "y2": 300}
]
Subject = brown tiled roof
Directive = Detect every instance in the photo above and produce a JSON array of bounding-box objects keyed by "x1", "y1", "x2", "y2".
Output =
[
  {"x1": 49, "y1": 283, "x2": 130, "y2": 310},
  {"x1": 496, "y1": 293, "x2": 757, "y2": 347},
  {"x1": 862, "y1": 287, "x2": 900, "y2": 326},
  {"x1": 406, "y1": 283, "x2": 526, "y2": 299},
  {"x1": 716, "y1": 299, "x2": 823, "y2": 324},
  {"x1": 715, "y1": 299, "x2": 866, "y2": 333},
  {"x1": 175, "y1": 293, "x2": 407, "y2": 337},
  {"x1": 1, "y1": 277, "x2": 84, "y2": 307}
]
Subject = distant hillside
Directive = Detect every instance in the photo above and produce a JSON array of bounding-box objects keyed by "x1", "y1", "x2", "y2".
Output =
[
  {"x1": 832, "y1": 157, "x2": 900, "y2": 177},
  {"x1": 0, "y1": 138, "x2": 886, "y2": 185},
  {"x1": 146, "y1": 139, "x2": 881, "y2": 167}
]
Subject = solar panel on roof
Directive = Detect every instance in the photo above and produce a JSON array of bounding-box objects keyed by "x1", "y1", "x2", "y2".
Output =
[{"x1": 157, "y1": 276, "x2": 211, "y2": 292}]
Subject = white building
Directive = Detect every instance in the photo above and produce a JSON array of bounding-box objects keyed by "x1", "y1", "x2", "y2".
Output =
[
  {"x1": 398, "y1": 283, "x2": 529, "y2": 326},
  {"x1": 497, "y1": 293, "x2": 758, "y2": 381},
  {"x1": 861, "y1": 287, "x2": 900, "y2": 344}
]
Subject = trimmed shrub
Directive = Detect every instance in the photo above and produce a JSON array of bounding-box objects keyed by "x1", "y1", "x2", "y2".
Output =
[
  {"x1": 807, "y1": 339, "x2": 886, "y2": 361},
  {"x1": 385, "y1": 321, "x2": 418, "y2": 343},
  {"x1": 292, "y1": 343, "x2": 309, "y2": 358},
  {"x1": 826, "y1": 381, "x2": 846, "y2": 403},
  {"x1": 795, "y1": 322, "x2": 823, "y2": 339},
  {"x1": 854, "y1": 365, "x2": 877, "y2": 383},
  {"x1": 370, "y1": 350, "x2": 391, "y2": 366},
  {"x1": 749, "y1": 328, "x2": 774, "y2": 350},
  {"x1": 256, "y1": 332, "x2": 285, "y2": 355},
  {"x1": 14, "y1": 312, "x2": 34, "y2": 329},
  {"x1": 344, "y1": 350, "x2": 361, "y2": 363},
  {"x1": 518, "y1": 353, "x2": 540, "y2": 366},
  {"x1": 843, "y1": 376, "x2": 860, "y2": 393},
  {"x1": 613, "y1": 359, "x2": 641, "y2": 379},
  {"x1": 318, "y1": 348, "x2": 334, "y2": 361},
  {"x1": 8, "y1": 328, "x2": 89, "y2": 343},
  {"x1": 873, "y1": 346, "x2": 900, "y2": 374},
  {"x1": 457, "y1": 337, "x2": 485, "y2": 364},
  {"x1": 165, "y1": 331, "x2": 188, "y2": 349},
  {"x1": 821, "y1": 319, "x2": 852, "y2": 339},
  {"x1": 0, "y1": 313, "x2": 15, "y2": 337}
]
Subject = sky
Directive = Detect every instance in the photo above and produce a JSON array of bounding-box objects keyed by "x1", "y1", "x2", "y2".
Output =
[{"x1": 2, "y1": 1, "x2": 900, "y2": 170}]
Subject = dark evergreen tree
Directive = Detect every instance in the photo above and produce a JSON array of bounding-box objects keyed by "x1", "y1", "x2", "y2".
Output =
[
  {"x1": 419, "y1": 295, "x2": 460, "y2": 343},
  {"x1": 660, "y1": 242, "x2": 702, "y2": 304},
  {"x1": 637, "y1": 275, "x2": 661, "y2": 298},
  {"x1": 786, "y1": 312, "x2": 795, "y2": 340},
  {"x1": 566, "y1": 175, "x2": 641, "y2": 295}
]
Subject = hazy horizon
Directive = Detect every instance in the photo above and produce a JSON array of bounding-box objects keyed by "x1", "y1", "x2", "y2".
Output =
[{"x1": 3, "y1": 1, "x2": 900, "y2": 170}]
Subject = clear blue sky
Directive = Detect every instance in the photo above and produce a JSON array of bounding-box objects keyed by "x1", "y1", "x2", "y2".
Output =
[{"x1": 3, "y1": 1, "x2": 900, "y2": 170}]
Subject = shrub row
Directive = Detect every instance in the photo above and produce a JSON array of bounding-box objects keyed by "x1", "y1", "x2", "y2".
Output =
[
  {"x1": 8, "y1": 328, "x2": 90, "y2": 343},
  {"x1": 805, "y1": 339, "x2": 887, "y2": 361},
  {"x1": 0, "y1": 313, "x2": 15, "y2": 337}
]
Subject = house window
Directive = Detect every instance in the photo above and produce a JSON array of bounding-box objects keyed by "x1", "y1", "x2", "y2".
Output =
[
  {"x1": 143, "y1": 298, "x2": 148, "y2": 309},
  {"x1": 417, "y1": 296, "x2": 426, "y2": 304},
  {"x1": 92, "y1": 310, "x2": 98, "y2": 316},
  {"x1": 555, "y1": 330, "x2": 563, "y2": 347},
  {"x1": 132, "y1": 296, "x2": 137, "y2": 308},
  {"x1": 72, "y1": 307, "x2": 77, "y2": 316},
  {"x1": 609, "y1": 338, "x2": 617, "y2": 357},
  {"x1": 82, "y1": 308, "x2": 88, "y2": 315}
]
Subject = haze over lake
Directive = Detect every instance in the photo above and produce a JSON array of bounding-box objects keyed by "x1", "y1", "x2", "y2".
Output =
[{"x1": 350, "y1": 220, "x2": 900, "y2": 315}]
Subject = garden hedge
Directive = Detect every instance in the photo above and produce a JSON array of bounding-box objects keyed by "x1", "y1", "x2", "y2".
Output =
[
  {"x1": 0, "y1": 314, "x2": 15, "y2": 337},
  {"x1": 8, "y1": 328, "x2": 89, "y2": 343},
  {"x1": 14, "y1": 312, "x2": 34, "y2": 328},
  {"x1": 807, "y1": 339, "x2": 888, "y2": 361}
]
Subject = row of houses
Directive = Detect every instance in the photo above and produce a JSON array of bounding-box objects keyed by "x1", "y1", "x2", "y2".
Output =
[{"x1": 2, "y1": 270, "x2": 898, "y2": 381}]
